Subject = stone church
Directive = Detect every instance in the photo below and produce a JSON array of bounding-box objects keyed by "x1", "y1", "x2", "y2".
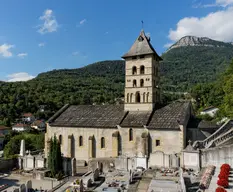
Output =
[{"x1": 45, "y1": 30, "x2": 192, "y2": 169}]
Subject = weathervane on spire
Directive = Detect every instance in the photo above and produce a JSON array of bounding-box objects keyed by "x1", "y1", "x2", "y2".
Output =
[{"x1": 141, "y1": 20, "x2": 144, "y2": 30}]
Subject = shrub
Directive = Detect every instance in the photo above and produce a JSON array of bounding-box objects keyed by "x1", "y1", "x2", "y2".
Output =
[
  {"x1": 217, "y1": 179, "x2": 229, "y2": 188},
  {"x1": 216, "y1": 187, "x2": 227, "y2": 192},
  {"x1": 221, "y1": 164, "x2": 230, "y2": 172},
  {"x1": 217, "y1": 164, "x2": 231, "y2": 188}
]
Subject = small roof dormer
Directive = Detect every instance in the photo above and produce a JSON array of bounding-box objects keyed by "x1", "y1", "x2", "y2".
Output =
[{"x1": 122, "y1": 30, "x2": 162, "y2": 60}]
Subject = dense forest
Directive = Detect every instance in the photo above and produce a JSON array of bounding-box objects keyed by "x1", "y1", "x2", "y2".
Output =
[
  {"x1": 191, "y1": 60, "x2": 233, "y2": 119},
  {"x1": 161, "y1": 46, "x2": 233, "y2": 91},
  {"x1": 0, "y1": 60, "x2": 125, "y2": 125},
  {"x1": 1, "y1": 41, "x2": 233, "y2": 125}
]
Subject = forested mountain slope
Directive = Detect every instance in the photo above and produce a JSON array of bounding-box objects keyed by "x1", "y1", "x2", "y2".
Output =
[{"x1": 160, "y1": 36, "x2": 233, "y2": 91}]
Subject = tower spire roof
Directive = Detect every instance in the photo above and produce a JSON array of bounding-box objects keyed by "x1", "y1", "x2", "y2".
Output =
[{"x1": 122, "y1": 30, "x2": 162, "y2": 60}]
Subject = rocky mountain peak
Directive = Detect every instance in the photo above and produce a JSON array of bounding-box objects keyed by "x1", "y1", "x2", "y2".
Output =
[{"x1": 167, "y1": 36, "x2": 233, "y2": 51}]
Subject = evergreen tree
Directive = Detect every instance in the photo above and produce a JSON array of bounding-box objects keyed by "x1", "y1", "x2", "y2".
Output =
[
  {"x1": 47, "y1": 136, "x2": 63, "y2": 177},
  {"x1": 48, "y1": 138, "x2": 54, "y2": 175},
  {"x1": 56, "y1": 138, "x2": 63, "y2": 173}
]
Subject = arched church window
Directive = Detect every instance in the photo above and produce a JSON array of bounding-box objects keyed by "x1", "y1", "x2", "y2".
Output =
[
  {"x1": 130, "y1": 93, "x2": 133, "y2": 103},
  {"x1": 136, "y1": 92, "x2": 140, "y2": 103},
  {"x1": 79, "y1": 136, "x2": 83, "y2": 147},
  {"x1": 140, "y1": 65, "x2": 145, "y2": 74},
  {"x1": 133, "y1": 80, "x2": 137, "y2": 87},
  {"x1": 140, "y1": 79, "x2": 144, "y2": 87},
  {"x1": 101, "y1": 137, "x2": 105, "y2": 148},
  {"x1": 59, "y1": 135, "x2": 62, "y2": 144},
  {"x1": 146, "y1": 92, "x2": 149, "y2": 102},
  {"x1": 129, "y1": 128, "x2": 133, "y2": 141},
  {"x1": 143, "y1": 92, "x2": 146, "y2": 103},
  {"x1": 127, "y1": 93, "x2": 129, "y2": 103},
  {"x1": 132, "y1": 66, "x2": 137, "y2": 75}
]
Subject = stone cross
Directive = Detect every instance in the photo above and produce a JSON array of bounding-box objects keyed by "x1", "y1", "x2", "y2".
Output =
[
  {"x1": 188, "y1": 140, "x2": 192, "y2": 146},
  {"x1": 20, "y1": 140, "x2": 25, "y2": 157}
]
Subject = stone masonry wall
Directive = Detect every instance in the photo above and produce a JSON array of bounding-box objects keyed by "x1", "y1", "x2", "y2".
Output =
[
  {"x1": 202, "y1": 144, "x2": 233, "y2": 169},
  {"x1": 46, "y1": 125, "x2": 184, "y2": 162}
]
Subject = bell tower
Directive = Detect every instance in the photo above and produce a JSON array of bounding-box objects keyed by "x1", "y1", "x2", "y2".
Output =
[{"x1": 122, "y1": 30, "x2": 162, "y2": 111}]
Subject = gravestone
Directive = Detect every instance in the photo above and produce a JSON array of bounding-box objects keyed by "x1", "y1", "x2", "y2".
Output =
[
  {"x1": 35, "y1": 154, "x2": 45, "y2": 169},
  {"x1": 134, "y1": 157, "x2": 147, "y2": 169},
  {"x1": 164, "y1": 154, "x2": 170, "y2": 168},
  {"x1": 129, "y1": 169, "x2": 133, "y2": 183},
  {"x1": 26, "y1": 180, "x2": 32, "y2": 191},
  {"x1": 71, "y1": 158, "x2": 76, "y2": 176},
  {"x1": 63, "y1": 158, "x2": 68, "y2": 175},
  {"x1": 19, "y1": 183, "x2": 26, "y2": 192},
  {"x1": 24, "y1": 152, "x2": 35, "y2": 170},
  {"x1": 171, "y1": 154, "x2": 179, "y2": 168},
  {"x1": 93, "y1": 168, "x2": 99, "y2": 181},
  {"x1": 20, "y1": 140, "x2": 26, "y2": 157},
  {"x1": 80, "y1": 179, "x2": 84, "y2": 192},
  {"x1": 182, "y1": 141, "x2": 200, "y2": 171},
  {"x1": 19, "y1": 158, "x2": 23, "y2": 170},
  {"x1": 149, "y1": 151, "x2": 164, "y2": 167}
]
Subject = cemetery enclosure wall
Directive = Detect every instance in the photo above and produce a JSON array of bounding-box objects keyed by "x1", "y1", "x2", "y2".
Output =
[{"x1": 201, "y1": 143, "x2": 233, "y2": 169}]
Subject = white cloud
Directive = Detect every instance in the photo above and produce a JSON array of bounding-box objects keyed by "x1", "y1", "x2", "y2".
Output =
[
  {"x1": 216, "y1": 0, "x2": 233, "y2": 6},
  {"x1": 168, "y1": 7, "x2": 233, "y2": 43},
  {"x1": 0, "y1": 44, "x2": 14, "y2": 58},
  {"x1": 38, "y1": 9, "x2": 58, "y2": 34},
  {"x1": 164, "y1": 43, "x2": 173, "y2": 48},
  {"x1": 17, "y1": 53, "x2": 28, "y2": 58},
  {"x1": 80, "y1": 19, "x2": 87, "y2": 25},
  {"x1": 7, "y1": 72, "x2": 35, "y2": 82},
  {"x1": 38, "y1": 42, "x2": 45, "y2": 47},
  {"x1": 72, "y1": 51, "x2": 79, "y2": 56},
  {"x1": 198, "y1": 0, "x2": 233, "y2": 8}
]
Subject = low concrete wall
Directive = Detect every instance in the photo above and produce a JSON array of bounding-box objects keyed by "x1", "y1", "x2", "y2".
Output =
[
  {"x1": 202, "y1": 143, "x2": 233, "y2": 169},
  {"x1": 0, "y1": 158, "x2": 18, "y2": 172}
]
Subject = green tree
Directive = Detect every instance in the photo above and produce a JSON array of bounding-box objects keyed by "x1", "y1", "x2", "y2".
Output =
[
  {"x1": 3, "y1": 132, "x2": 44, "y2": 159},
  {"x1": 48, "y1": 136, "x2": 63, "y2": 177}
]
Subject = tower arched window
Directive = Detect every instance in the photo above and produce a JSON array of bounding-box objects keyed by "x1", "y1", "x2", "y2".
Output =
[
  {"x1": 127, "y1": 93, "x2": 129, "y2": 103},
  {"x1": 136, "y1": 92, "x2": 141, "y2": 103},
  {"x1": 147, "y1": 92, "x2": 149, "y2": 102},
  {"x1": 143, "y1": 92, "x2": 146, "y2": 103},
  {"x1": 59, "y1": 135, "x2": 62, "y2": 144},
  {"x1": 140, "y1": 79, "x2": 144, "y2": 87},
  {"x1": 130, "y1": 93, "x2": 133, "y2": 102},
  {"x1": 133, "y1": 80, "x2": 137, "y2": 87},
  {"x1": 101, "y1": 137, "x2": 105, "y2": 148},
  {"x1": 132, "y1": 66, "x2": 137, "y2": 75},
  {"x1": 79, "y1": 136, "x2": 83, "y2": 146},
  {"x1": 129, "y1": 128, "x2": 133, "y2": 141},
  {"x1": 140, "y1": 65, "x2": 145, "y2": 74}
]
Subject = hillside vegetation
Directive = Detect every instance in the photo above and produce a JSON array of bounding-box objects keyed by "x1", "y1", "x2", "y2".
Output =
[
  {"x1": 161, "y1": 46, "x2": 233, "y2": 91},
  {"x1": 0, "y1": 61, "x2": 125, "y2": 124},
  {"x1": 191, "y1": 60, "x2": 233, "y2": 119}
]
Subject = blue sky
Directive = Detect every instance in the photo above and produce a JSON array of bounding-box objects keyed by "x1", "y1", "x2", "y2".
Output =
[{"x1": 0, "y1": 0, "x2": 233, "y2": 81}]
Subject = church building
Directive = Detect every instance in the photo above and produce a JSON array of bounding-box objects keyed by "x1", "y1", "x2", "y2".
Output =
[{"x1": 45, "y1": 30, "x2": 192, "y2": 168}]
